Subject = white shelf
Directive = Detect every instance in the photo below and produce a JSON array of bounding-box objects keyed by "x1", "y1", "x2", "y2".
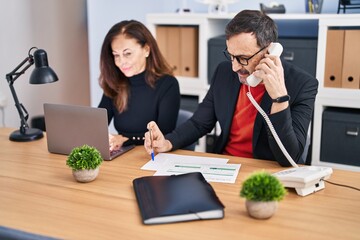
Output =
[
  {"x1": 318, "y1": 88, "x2": 360, "y2": 103},
  {"x1": 312, "y1": 15, "x2": 360, "y2": 172}
]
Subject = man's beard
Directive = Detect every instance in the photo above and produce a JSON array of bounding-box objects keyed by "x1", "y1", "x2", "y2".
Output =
[{"x1": 237, "y1": 68, "x2": 250, "y2": 85}]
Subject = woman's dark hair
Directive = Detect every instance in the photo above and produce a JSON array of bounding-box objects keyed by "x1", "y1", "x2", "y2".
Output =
[
  {"x1": 99, "y1": 20, "x2": 173, "y2": 112},
  {"x1": 225, "y1": 10, "x2": 278, "y2": 48}
]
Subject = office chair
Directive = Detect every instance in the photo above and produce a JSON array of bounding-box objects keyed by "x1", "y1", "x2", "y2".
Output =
[
  {"x1": 301, "y1": 122, "x2": 312, "y2": 165},
  {"x1": 31, "y1": 115, "x2": 46, "y2": 131},
  {"x1": 338, "y1": 0, "x2": 360, "y2": 13},
  {"x1": 176, "y1": 109, "x2": 197, "y2": 151}
]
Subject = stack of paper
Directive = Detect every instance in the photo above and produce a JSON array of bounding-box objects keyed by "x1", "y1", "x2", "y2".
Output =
[{"x1": 141, "y1": 153, "x2": 240, "y2": 183}]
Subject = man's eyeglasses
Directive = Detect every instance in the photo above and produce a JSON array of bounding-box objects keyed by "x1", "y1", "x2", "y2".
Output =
[{"x1": 223, "y1": 46, "x2": 266, "y2": 66}]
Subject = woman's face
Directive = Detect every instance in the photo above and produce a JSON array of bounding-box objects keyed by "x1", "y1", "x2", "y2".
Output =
[{"x1": 111, "y1": 34, "x2": 150, "y2": 77}]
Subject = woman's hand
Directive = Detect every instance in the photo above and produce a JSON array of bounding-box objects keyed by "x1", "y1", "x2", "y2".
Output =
[{"x1": 109, "y1": 134, "x2": 128, "y2": 151}]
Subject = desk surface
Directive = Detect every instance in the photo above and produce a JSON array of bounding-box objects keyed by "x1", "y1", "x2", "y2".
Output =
[{"x1": 0, "y1": 128, "x2": 359, "y2": 240}]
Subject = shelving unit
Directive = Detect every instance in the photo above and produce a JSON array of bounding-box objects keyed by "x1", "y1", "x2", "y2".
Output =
[
  {"x1": 312, "y1": 15, "x2": 360, "y2": 171},
  {"x1": 147, "y1": 13, "x2": 360, "y2": 161}
]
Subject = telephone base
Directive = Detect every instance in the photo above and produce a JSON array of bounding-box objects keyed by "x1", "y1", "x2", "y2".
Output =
[
  {"x1": 273, "y1": 166, "x2": 333, "y2": 197},
  {"x1": 294, "y1": 179, "x2": 325, "y2": 196}
]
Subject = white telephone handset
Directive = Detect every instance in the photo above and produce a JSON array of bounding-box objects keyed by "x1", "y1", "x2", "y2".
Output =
[{"x1": 246, "y1": 42, "x2": 283, "y2": 87}]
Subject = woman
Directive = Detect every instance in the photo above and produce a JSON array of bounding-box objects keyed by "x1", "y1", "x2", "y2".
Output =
[{"x1": 98, "y1": 20, "x2": 180, "y2": 151}]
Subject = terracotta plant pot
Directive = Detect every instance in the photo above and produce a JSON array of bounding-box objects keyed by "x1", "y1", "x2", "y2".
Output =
[
  {"x1": 245, "y1": 200, "x2": 278, "y2": 219},
  {"x1": 72, "y1": 168, "x2": 99, "y2": 183}
]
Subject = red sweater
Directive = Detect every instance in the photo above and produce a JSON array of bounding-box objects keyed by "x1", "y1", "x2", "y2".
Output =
[{"x1": 224, "y1": 84, "x2": 265, "y2": 158}]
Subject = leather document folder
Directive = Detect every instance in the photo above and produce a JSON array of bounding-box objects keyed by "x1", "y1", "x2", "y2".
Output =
[{"x1": 133, "y1": 172, "x2": 225, "y2": 225}]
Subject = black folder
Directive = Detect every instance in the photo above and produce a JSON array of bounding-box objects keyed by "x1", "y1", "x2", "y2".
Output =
[{"x1": 133, "y1": 172, "x2": 225, "y2": 225}]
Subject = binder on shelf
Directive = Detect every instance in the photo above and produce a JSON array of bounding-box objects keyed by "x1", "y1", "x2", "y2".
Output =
[
  {"x1": 156, "y1": 26, "x2": 181, "y2": 75},
  {"x1": 133, "y1": 172, "x2": 225, "y2": 225},
  {"x1": 155, "y1": 25, "x2": 199, "y2": 78},
  {"x1": 168, "y1": 27, "x2": 181, "y2": 75},
  {"x1": 341, "y1": 30, "x2": 360, "y2": 89},
  {"x1": 180, "y1": 26, "x2": 198, "y2": 77},
  {"x1": 324, "y1": 30, "x2": 344, "y2": 88},
  {"x1": 155, "y1": 26, "x2": 168, "y2": 59}
]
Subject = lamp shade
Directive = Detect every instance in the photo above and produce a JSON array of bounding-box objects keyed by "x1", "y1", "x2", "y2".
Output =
[{"x1": 29, "y1": 49, "x2": 58, "y2": 84}]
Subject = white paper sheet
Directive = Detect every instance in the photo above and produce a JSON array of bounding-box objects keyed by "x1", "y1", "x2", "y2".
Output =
[
  {"x1": 141, "y1": 153, "x2": 240, "y2": 183},
  {"x1": 154, "y1": 162, "x2": 241, "y2": 183},
  {"x1": 141, "y1": 153, "x2": 229, "y2": 171}
]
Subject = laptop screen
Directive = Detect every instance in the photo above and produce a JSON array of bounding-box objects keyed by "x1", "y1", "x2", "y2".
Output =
[{"x1": 43, "y1": 103, "x2": 134, "y2": 160}]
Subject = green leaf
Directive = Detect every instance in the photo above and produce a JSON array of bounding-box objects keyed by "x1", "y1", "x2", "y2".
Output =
[
  {"x1": 240, "y1": 170, "x2": 287, "y2": 201},
  {"x1": 66, "y1": 144, "x2": 103, "y2": 171}
]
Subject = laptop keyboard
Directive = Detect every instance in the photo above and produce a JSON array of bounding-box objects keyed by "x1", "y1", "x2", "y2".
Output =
[{"x1": 110, "y1": 148, "x2": 125, "y2": 157}]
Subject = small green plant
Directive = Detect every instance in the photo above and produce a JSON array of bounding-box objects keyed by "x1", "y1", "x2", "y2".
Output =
[
  {"x1": 240, "y1": 171, "x2": 287, "y2": 202},
  {"x1": 66, "y1": 145, "x2": 103, "y2": 171}
]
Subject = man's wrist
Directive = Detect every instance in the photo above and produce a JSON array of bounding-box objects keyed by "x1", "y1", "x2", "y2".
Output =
[
  {"x1": 270, "y1": 101, "x2": 289, "y2": 114},
  {"x1": 272, "y1": 94, "x2": 290, "y2": 103}
]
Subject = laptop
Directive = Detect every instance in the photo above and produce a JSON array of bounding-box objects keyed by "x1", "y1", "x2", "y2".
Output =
[{"x1": 43, "y1": 103, "x2": 135, "y2": 160}]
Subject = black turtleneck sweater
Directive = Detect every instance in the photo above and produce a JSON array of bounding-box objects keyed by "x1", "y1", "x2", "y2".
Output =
[{"x1": 98, "y1": 72, "x2": 180, "y2": 146}]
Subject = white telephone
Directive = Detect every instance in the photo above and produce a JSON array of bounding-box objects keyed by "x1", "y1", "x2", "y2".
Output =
[
  {"x1": 273, "y1": 166, "x2": 333, "y2": 196},
  {"x1": 247, "y1": 42, "x2": 283, "y2": 87},
  {"x1": 245, "y1": 42, "x2": 333, "y2": 197}
]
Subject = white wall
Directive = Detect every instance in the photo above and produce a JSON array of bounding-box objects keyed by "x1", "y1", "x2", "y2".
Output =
[{"x1": 0, "y1": 0, "x2": 90, "y2": 128}]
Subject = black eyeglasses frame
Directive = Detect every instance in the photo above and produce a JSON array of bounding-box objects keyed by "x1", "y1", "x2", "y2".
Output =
[{"x1": 223, "y1": 46, "x2": 267, "y2": 66}]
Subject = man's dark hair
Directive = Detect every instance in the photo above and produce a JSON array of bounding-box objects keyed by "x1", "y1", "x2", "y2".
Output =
[{"x1": 225, "y1": 10, "x2": 278, "y2": 48}]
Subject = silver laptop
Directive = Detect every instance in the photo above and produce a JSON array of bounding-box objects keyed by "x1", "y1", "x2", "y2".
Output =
[{"x1": 43, "y1": 103, "x2": 135, "y2": 160}]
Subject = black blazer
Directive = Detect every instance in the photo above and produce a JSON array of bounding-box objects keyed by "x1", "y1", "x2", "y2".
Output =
[{"x1": 166, "y1": 60, "x2": 318, "y2": 166}]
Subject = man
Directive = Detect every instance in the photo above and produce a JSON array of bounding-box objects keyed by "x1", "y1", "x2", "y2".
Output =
[{"x1": 144, "y1": 10, "x2": 318, "y2": 167}]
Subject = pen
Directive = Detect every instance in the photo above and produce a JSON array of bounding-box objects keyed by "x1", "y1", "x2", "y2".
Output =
[{"x1": 149, "y1": 128, "x2": 155, "y2": 161}]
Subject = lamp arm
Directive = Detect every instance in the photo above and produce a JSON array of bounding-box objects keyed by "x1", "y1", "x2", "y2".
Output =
[
  {"x1": 6, "y1": 56, "x2": 34, "y2": 84},
  {"x1": 5, "y1": 55, "x2": 35, "y2": 134}
]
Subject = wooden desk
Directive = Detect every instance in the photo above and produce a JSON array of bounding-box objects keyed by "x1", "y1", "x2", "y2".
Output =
[{"x1": 0, "y1": 128, "x2": 359, "y2": 240}]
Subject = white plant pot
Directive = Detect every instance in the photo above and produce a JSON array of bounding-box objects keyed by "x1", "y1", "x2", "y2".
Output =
[
  {"x1": 245, "y1": 200, "x2": 278, "y2": 219},
  {"x1": 72, "y1": 168, "x2": 99, "y2": 183}
]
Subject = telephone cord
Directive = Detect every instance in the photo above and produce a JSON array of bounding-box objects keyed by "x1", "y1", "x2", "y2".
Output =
[{"x1": 246, "y1": 85, "x2": 298, "y2": 168}]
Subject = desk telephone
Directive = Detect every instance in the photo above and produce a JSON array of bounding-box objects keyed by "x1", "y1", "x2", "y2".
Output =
[
  {"x1": 246, "y1": 42, "x2": 333, "y2": 196},
  {"x1": 273, "y1": 166, "x2": 333, "y2": 196}
]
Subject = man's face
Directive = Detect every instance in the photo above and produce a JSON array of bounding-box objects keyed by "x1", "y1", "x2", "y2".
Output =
[{"x1": 225, "y1": 32, "x2": 266, "y2": 85}]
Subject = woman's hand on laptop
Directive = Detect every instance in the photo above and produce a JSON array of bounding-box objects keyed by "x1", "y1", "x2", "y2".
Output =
[
  {"x1": 109, "y1": 134, "x2": 129, "y2": 151},
  {"x1": 144, "y1": 121, "x2": 172, "y2": 154}
]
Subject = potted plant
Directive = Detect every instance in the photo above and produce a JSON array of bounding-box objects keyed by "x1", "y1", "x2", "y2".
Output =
[
  {"x1": 66, "y1": 144, "x2": 103, "y2": 183},
  {"x1": 240, "y1": 170, "x2": 286, "y2": 219}
]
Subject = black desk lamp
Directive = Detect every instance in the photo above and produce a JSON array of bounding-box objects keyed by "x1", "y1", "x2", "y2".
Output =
[{"x1": 6, "y1": 47, "x2": 58, "y2": 142}]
